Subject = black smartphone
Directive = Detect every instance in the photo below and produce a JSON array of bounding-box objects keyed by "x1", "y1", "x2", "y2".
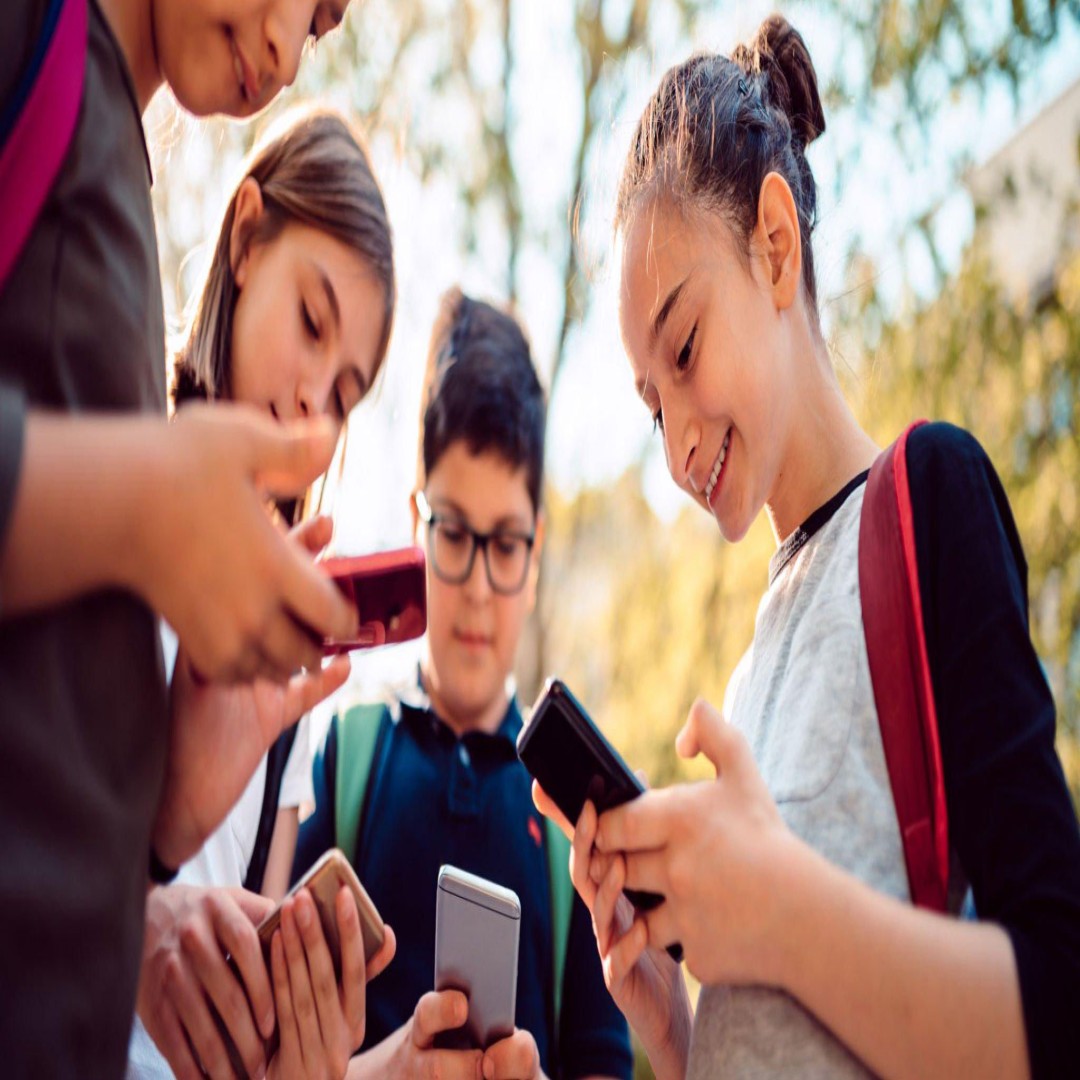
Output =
[{"x1": 516, "y1": 677, "x2": 682, "y2": 962}]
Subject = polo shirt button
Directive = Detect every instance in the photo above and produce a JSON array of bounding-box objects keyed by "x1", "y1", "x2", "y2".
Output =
[{"x1": 458, "y1": 744, "x2": 471, "y2": 768}]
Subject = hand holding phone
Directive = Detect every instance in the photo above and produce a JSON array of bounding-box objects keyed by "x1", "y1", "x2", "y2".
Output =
[
  {"x1": 433, "y1": 865, "x2": 520, "y2": 1050},
  {"x1": 321, "y1": 546, "x2": 427, "y2": 653},
  {"x1": 220, "y1": 849, "x2": 387, "y2": 1071},
  {"x1": 517, "y1": 678, "x2": 683, "y2": 961}
]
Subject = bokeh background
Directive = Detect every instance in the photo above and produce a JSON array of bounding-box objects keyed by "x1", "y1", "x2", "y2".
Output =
[{"x1": 147, "y1": 4, "x2": 1080, "y2": 1066}]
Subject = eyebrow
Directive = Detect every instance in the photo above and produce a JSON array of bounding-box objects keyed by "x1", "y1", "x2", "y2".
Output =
[
  {"x1": 312, "y1": 262, "x2": 341, "y2": 332},
  {"x1": 650, "y1": 277, "x2": 687, "y2": 348},
  {"x1": 635, "y1": 275, "x2": 689, "y2": 395},
  {"x1": 430, "y1": 497, "x2": 532, "y2": 533}
]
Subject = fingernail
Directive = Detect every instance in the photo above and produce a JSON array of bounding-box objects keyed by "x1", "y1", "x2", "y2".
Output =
[
  {"x1": 263, "y1": 1008, "x2": 275, "y2": 1039},
  {"x1": 296, "y1": 896, "x2": 312, "y2": 929},
  {"x1": 256, "y1": 1064, "x2": 267, "y2": 1080},
  {"x1": 482, "y1": 1057, "x2": 493, "y2": 1079}
]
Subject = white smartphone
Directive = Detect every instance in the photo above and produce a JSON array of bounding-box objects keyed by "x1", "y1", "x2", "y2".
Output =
[{"x1": 433, "y1": 865, "x2": 520, "y2": 1050}]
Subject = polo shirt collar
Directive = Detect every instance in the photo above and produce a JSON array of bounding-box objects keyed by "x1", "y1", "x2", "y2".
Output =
[{"x1": 396, "y1": 667, "x2": 523, "y2": 750}]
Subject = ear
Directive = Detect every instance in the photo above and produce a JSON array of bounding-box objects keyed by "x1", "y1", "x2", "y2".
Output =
[
  {"x1": 754, "y1": 172, "x2": 801, "y2": 311},
  {"x1": 409, "y1": 490, "x2": 422, "y2": 545},
  {"x1": 524, "y1": 511, "x2": 545, "y2": 614},
  {"x1": 229, "y1": 176, "x2": 266, "y2": 288}
]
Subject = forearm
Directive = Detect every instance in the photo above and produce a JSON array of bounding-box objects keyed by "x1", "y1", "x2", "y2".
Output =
[
  {"x1": 0, "y1": 412, "x2": 164, "y2": 617},
  {"x1": 345, "y1": 1032, "x2": 398, "y2": 1079},
  {"x1": 262, "y1": 808, "x2": 300, "y2": 901},
  {"x1": 644, "y1": 978, "x2": 693, "y2": 1080},
  {"x1": 771, "y1": 840, "x2": 1028, "y2": 1080}
]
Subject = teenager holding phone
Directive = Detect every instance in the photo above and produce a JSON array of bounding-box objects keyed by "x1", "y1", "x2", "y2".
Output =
[
  {"x1": 128, "y1": 109, "x2": 398, "y2": 1080},
  {"x1": 535, "y1": 14, "x2": 1080, "y2": 1079},
  {"x1": 294, "y1": 289, "x2": 633, "y2": 1080},
  {"x1": 0, "y1": 2, "x2": 366, "y2": 1074}
]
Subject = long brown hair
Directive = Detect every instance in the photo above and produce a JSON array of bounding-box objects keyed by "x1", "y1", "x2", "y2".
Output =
[{"x1": 172, "y1": 108, "x2": 395, "y2": 406}]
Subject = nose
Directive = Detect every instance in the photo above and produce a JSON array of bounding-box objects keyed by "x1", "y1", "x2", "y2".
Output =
[
  {"x1": 663, "y1": 406, "x2": 697, "y2": 493},
  {"x1": 263, "y1": 4, "x2": 305, "y2": 92},
  {"x1": 463, "y1": 542, "x2": 493, "y2": 602}
]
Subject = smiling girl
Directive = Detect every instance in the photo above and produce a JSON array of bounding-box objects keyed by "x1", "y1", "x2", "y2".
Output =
[{"x1": 536, "y1": 13, "x2": 1080, "y2": 1080}]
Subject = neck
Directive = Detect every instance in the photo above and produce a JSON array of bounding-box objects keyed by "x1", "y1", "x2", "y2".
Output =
[
  {"x1": 421, "y1": 664, "x2": 511, "y2": 738},
  {"x1": 98, "y1": 0, "x2": 162, "y2": 112},
  {"x1": 765, "y1": 322, "x2": 880, "y2": 544}
]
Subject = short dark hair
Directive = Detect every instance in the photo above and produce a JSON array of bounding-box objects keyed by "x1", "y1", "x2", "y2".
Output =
[{"x1": 418, "y1": 287, "x2": 546, "y2": 514}]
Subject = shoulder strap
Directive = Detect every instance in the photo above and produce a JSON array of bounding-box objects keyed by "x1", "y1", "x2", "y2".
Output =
[
  {"x1": 0, "y1": 0, "x2": 87, "y2": 291},
  {"x1": 334, "y1": 702, "x2": 389, "y2": 865},
  {"x1": 243, "y1": 724, "x2": 299, "y2": 895},
  {"x1": 859, "y1": 419, "x2": 950, "y2": 911},
  {"x1": 544, "y1": 816, "x2": 573, "y2": 1056}
]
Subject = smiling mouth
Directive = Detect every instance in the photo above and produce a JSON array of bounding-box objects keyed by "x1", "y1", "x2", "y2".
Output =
[
  {"x1": 704, "y1": 429, "x2": 731, "y2": 503},
  {"x1": 229, "y1": 33, "x2": 256, "y2": 104}
]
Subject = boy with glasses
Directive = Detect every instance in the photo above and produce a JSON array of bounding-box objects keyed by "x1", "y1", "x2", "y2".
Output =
[{"x1": 293, "y1": 288, "x2": 632, "y2": 1080}]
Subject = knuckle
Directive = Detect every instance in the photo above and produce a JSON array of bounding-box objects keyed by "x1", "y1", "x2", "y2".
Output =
[
  {"x1": 162, "y1": 951, "x2": 186, "y2": 992},
  {"x1": 668, "y1": 855, "x2": 692, "y2": 898}
]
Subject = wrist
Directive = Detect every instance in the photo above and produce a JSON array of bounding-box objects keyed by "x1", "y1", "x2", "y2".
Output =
[
  {"x1": 650, "y1": 974, "x2": 693, "y2": 1080},
  {"x1": 758, "y1": 830, "x2": 832, "y2": 993},
  {"x1": 120, "y1": 417, "x2": 174, "y2": 602}
]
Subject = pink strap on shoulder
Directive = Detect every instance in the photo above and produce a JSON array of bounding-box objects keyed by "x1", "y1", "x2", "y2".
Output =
[
  {"x1": 860, "y1": 420, "x2": 950, "y2": 910},
  {"x1": 0, "y1": 0, "x2": 88, "y2": 291}
]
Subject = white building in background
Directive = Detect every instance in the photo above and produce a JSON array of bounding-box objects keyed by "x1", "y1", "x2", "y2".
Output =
[{"x1": 968, "y1": 76, "x2": 1080, "y2": 304}]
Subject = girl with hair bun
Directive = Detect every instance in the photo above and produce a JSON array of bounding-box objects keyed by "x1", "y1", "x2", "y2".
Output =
[{"x1": 535, "y1": 14, "x2": 1080, "y2": 1079}]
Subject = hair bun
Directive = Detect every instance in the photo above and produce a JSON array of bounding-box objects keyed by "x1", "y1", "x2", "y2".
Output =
[{"x1": 748, "y1": 14, "x2": 825, "y2": 147}]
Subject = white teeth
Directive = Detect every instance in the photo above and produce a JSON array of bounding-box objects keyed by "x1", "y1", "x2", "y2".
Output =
[{"x1": 704, "y1": 431, "x2": 731, "y2": 501}]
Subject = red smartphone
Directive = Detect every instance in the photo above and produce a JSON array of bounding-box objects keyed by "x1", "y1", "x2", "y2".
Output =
[{"x1": 321, "y1": 546, "x2": 427, "y2": 653}]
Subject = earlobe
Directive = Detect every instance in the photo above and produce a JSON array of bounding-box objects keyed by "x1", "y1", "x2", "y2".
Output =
[
  {"x1": 409, "y1": 491, "x2": 421, "y2": 545},
  {"x1": 756, "y1": 172, "x2": 801, "y2": 311},
  {"x1": 229, "y1": 176, "x2": 265, "y2": 288},
  {"x1": 526, "y1": 513, "x2": 545, "y2": 611}
]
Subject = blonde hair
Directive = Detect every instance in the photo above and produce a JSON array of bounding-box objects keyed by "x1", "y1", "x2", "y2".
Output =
[{"x1": 173, "y1": 108, "x2": 395, "y2": 406}]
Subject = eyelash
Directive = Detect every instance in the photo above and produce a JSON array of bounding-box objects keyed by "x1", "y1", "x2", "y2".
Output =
[
  {"x1": 677, "y1": 325, "x2": 696, "y2": 371},
  {"x1": 650, "y1": 325, "x2": 697, "y2": 435},
  {"x1": 301, "y1": 301, "x2": 319, "y2": 340}
]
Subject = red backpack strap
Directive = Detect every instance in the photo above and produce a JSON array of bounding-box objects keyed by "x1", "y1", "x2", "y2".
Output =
[
  {"x1": 0, "y1": 0, "x2": 88, "y2": 292},
  {"x1": 859, "y1": 420, "x2": 950, "y2": 911}
]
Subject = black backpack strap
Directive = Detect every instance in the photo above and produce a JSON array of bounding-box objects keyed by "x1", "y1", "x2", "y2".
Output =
[{"x1": 243, "y1": 724, "x2": 300, "y2": 895}]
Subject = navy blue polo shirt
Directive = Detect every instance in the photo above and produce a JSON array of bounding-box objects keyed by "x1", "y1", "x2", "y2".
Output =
[{"x1": 294, "y1": 683, "x2": 632, "y2": 1079}]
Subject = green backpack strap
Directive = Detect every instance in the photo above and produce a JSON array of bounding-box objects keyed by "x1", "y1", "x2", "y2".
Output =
[
  {"x1": 544, "y1": 817, "x2": 573, "y2": 1054},
  {"x1": 333, "y1": 702, "x2": 389, "y2": 863}
]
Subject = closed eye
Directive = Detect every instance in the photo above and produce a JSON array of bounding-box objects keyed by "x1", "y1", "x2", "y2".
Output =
[
  {"x1": 301, "y1": 301, "x2": 319, "y2": 340},
  {"x1": 677, "y1": 325, "x2": 696, "y2": 371}
]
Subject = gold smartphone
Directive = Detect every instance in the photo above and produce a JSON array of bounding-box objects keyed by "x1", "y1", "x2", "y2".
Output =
[{"x1": 219, "y1": 848, "x2": 385, "y2": 1072}]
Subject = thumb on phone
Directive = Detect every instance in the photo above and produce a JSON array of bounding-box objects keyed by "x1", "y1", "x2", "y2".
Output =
[{"x1": 250, "y1": 415, "x2": 338, "y2": 498}]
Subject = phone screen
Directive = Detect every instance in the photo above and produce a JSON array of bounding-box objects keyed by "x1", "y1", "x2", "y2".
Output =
[
  {"x1": 518, "y1": 680, "x2": 684, "y2": 960},
  {"x1": 322, "y1": 548, "x2": 427, "y2": 653},
  {"x1": 517, "y1": 679, "x2": 644, "y2": 828}
]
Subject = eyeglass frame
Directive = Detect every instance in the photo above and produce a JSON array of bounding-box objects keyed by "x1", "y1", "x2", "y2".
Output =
[{"x1": 414, "y1": 489, "x2": 536, "y2": 596}]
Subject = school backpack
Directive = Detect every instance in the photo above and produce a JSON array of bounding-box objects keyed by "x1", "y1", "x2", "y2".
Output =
[
  {"x1": 0, "y1": 0, "x2": 87, "y2": 292},
  {"x1": 859, "y1": 420, "x2": 950, "y2": 911},
  {"x1": 333, "y1": 702, "x2": 575, "y2": 1054}
]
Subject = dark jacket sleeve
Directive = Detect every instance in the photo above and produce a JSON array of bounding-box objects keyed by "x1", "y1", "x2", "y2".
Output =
[
  {"x1": 291, "y1": 716, "x2": 338, "y2": 885},
  {"x1": 557, "y1": 890, "x2": 633, "y2": 1079},
  {"x1": 908, "y1": 422, "x2": 1080, "y2": 1080}
]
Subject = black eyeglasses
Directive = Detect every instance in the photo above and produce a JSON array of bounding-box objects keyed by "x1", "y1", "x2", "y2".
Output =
[{"x1": 415, "y1": 490, "x2": 535, "y2": 596}]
